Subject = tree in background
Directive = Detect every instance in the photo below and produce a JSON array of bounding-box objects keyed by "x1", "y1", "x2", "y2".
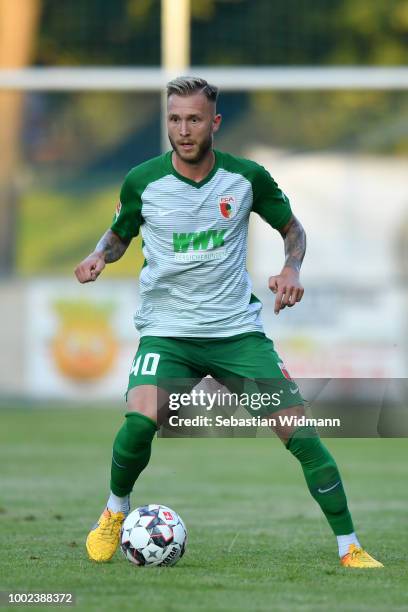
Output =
[
  {"x1": 33, "y1": 0, "x2": 408, "y2": 67},
  {"x1": 0, "y1": 0, "x2": 41, "y2": 276},
  {"x1": 2, "y1": 0, "x2": 407, "y2": 276}
]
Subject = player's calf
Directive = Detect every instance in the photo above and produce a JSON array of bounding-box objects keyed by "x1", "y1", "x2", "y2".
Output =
[
  {"x1": 110, "y1": 410, "x2": 157, "y2": 496},
  {"x1": 285, "y1": 425, "x2": 383, "y2": 567},
  {"x1": 87, "y1": 405, "x2": 158, "y2": 562}
]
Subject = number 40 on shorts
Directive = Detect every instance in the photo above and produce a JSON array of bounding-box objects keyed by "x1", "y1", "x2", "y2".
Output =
[{"x1": 130, "y1": 353, "x2": 161, "y2": 376}]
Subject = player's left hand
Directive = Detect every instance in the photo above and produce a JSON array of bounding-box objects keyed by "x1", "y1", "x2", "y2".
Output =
[{"x1": 268, "y1": 267, "x2": 304, "y2": 315}]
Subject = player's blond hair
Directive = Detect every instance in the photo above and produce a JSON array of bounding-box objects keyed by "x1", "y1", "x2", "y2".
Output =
[{"x1": 166, "y1": 76, "x2": 219, "y2": 103}]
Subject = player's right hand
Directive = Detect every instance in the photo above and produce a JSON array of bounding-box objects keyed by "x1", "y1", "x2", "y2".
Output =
[{"x1": 74, "y1": 252, "x2": 105, "y2": 283}]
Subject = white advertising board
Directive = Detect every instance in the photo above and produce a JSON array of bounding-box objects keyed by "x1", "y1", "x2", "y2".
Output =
[{"x1": 248, "y1": 150, "x2": 408, "y2": 377}]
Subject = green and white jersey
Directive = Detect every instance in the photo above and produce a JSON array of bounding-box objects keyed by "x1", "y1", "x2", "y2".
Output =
[{"x1": 111, "y1": 150, "x2": 292, "y2": 337}]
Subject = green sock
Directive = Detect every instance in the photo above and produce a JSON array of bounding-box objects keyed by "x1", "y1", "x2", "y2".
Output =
[
  {"x1": 286, "y1": 426, "x2": 354, "y2": 536},
  {"x1": 110, "y1": 411, "x2": 157, "y2": 497}
]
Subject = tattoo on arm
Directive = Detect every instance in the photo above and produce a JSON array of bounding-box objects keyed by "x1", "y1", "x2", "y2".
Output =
[
  {"x1": 95, "y1": 229, "x2": 131, "y2": 263},
  {"x1": 282, "y1": 216, "x2": 306, "y2": 273}
]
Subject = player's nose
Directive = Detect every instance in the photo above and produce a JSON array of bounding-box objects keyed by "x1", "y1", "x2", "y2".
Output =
[{"x1": 179, "y1": 120, "x2": 190, "y2": 136}]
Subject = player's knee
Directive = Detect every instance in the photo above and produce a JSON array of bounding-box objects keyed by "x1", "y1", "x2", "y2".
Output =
[
  {"x1": 125, "y1": 411, "x2": 157, "y2": 437},
  {"x1": 126, "y1": 386, "x2": 159, "y2": 423},
  {"x1": 127, "y1": 403, "x2": 158, "y2": 423},
  {"x1": 286, "y1": 426, "x2": 321, "y2": 460},
  {"x1": 112, "y1": 411, "x2": 157, "y2": 471},
  {"x1": 286, "y1": 426, "x2": 339, "y2": 472}
]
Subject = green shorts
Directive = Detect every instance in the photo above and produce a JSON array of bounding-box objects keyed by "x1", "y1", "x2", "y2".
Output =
[{"x1": 126, "y1": 332, "x2": 303, "y2": 415}]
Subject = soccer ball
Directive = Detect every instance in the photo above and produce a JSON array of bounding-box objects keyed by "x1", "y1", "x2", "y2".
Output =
[{"x1": 120, "y1": 504, "x2": 187, "y2": 567}]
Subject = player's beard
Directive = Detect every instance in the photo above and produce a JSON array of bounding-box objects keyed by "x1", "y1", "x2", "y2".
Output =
[{"x1": 169, "y1": 131, "x2": 213, "y2": 165}]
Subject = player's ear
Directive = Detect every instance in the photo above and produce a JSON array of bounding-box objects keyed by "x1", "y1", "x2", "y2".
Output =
[{"x1": 213, "y1": 113, "x2": 222, "y2": 133}]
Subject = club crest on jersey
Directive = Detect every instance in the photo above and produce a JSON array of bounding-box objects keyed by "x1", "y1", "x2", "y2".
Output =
[
  {"x1": 218, "y1": 195, "x2": 236, "y2": 219},
  {"x1": 115, "y1": 201, "x2": 122, "y2": 220},
  {"x1": 278, "y1": 361, "x2": 292, "y2": 380}
]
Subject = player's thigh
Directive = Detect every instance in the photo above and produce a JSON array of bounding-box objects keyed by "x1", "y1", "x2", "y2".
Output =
[
  {"x1": 208, "y1": 333, "x2": 304, "y2": 416},
  {"x1": 126, "y1": 336, "x2": 202, "y2": 423}
]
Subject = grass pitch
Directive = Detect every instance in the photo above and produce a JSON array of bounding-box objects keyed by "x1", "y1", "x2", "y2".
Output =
[{"x1": 1, "y1": 406, "x2": 407, "y2": 612}]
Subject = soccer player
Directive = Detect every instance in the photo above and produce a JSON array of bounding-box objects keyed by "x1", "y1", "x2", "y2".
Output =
[{"x1": 75, "y1": 76, "x2": 382, "y2": 568}]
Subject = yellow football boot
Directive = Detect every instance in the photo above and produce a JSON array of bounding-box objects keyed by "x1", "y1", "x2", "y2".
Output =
[
  {"x1": 86, "y1": 508, "x2": 125, "y2": 562},
  {"x1": 340, "y1": 544, "x2": 384, "y2": 568}
]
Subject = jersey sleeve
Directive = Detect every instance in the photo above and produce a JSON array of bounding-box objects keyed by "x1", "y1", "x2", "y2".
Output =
[
  {"x1": 251, "y1": 165, "x2": 293, "y2": 230},
  {"x1": 110, "y1": 171, "x2": 143, "y2": 241}
]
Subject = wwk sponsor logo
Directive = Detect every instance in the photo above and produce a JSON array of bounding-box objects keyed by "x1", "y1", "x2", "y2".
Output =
[
  {"x1": 172, "y1": 229, "x2": 228, "y2": 262},
  {"x1": 173, "y1": 229, "x2": 227, "y2": 253}
]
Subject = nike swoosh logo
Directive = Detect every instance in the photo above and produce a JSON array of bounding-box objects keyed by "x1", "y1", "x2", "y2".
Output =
[
  {"x1": 158, "y1": 209, "x2": 182, "y2": 216},
  {"x1": 289, "y1": 386, "x2": 299, "y2": 394},
  {"x1": 318, "y1": 481, "x2": 341, "y2": 494},
  {"x1": 112, "y1": 456, "x2": 127, "y2": 469}
]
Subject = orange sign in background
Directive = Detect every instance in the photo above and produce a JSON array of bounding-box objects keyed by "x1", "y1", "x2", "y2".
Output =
[
  {"x1": 52, "y1": 300, "x2": 118, "y2": 381},
  {"x1": 26, "y1": 280, "x2": 138, "y2": 399}
]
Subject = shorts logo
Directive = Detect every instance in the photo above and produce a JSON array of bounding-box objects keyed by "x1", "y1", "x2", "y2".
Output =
[
  {"x1": 115, "y1": 201, "x2": 122, "y2": 220},
  {"x1": 278, "y1": 361, "x2": 292, "y2": 381},
  {"x1": 218, "y1": 195, "x2": 236, "y2": 219}
]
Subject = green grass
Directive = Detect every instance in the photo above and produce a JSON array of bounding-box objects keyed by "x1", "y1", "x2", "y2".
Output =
[{"x1": 1, "y1": 407, "x2": 407, "y2": 612}]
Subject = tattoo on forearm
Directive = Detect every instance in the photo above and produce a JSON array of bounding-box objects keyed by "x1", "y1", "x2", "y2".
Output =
[
  {"x1": 283, "y1": 218, "x2": 306, "y2": 272},
  {"x1": 95, "y1": 229, "x2": 130, "y2": 263}
]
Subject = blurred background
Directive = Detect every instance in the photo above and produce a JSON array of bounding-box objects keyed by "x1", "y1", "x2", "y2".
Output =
[{"x1": 0, "y1": 0, "x2": 407, "y2": 403}]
